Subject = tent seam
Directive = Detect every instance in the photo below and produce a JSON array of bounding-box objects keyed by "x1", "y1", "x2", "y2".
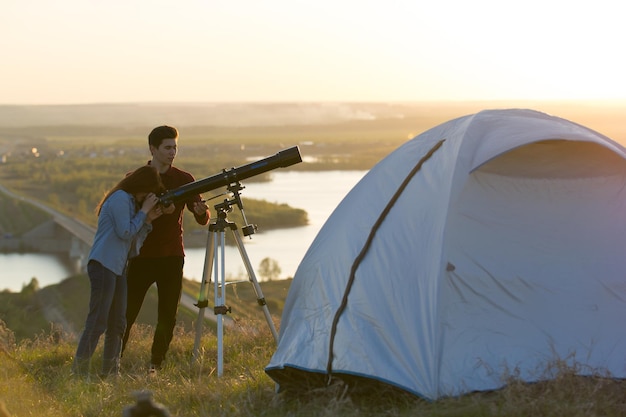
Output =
[{"x1": 325, "y1": 138, "x2": 446, "y2": 382}]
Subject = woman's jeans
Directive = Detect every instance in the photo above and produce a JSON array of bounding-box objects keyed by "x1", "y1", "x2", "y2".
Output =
[{"x1": 73, "y1": 260, "x2": 127, "y2": 376}]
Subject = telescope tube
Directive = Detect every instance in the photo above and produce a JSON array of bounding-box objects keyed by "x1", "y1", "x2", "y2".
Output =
[{"x1": 159, "y1": 146, "x2": 302, "y2": 205}]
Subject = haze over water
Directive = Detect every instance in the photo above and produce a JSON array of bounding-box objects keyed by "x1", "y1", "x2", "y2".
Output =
[{"x1": 1, "y1": 170, "x2": 366, "y2": 292}]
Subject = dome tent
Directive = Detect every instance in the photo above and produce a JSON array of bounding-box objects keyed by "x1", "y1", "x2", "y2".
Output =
[{"x1": 265, "y1": 108, "x2": 626, "y2": 400}]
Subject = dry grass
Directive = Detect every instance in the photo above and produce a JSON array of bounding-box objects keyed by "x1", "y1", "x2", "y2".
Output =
[{"x1": 2, "y1": 319, "x2": 626, "y2": 417}]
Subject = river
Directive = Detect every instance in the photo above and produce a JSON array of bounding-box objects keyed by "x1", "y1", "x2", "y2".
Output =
[{"x1": 1, "y1": 170, "x2": 367, "y2": 292}]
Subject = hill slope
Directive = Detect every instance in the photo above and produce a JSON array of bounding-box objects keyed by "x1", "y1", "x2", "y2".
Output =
[{"x1": 0, "y1": 274, "x2": 291, "y2": 342}]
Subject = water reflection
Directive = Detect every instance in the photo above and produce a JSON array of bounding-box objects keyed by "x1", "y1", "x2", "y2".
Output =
[{"x1": 1, "y1": 252, "x2": 78, "y2": 292}]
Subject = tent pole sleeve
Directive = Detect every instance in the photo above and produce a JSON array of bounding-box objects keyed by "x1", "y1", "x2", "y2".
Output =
[{"x1": 325, "y1": 138, "x2": 446, "y2": 381}]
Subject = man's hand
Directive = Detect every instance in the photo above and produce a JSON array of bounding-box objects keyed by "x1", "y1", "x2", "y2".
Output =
[
  {"x1": 193, "y1": 201, "x2": 209, "y2": 217},
  {"x1": 161, "y1": 203, "x2": 176, "y2": 215}
]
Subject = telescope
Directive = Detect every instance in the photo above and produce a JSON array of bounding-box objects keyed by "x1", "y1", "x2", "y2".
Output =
[{"x1": 159, "y1": 146, "x2": 302, "y2": 206}]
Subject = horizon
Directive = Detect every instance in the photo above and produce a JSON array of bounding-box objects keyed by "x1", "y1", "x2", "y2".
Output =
[{"x1": 1, "y1": 101, "x2": 625, "y2": 143}]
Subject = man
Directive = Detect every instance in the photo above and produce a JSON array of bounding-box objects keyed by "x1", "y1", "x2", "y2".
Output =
[{"x1": 122, "y1": 125, "x2": 210, "y2": 373}]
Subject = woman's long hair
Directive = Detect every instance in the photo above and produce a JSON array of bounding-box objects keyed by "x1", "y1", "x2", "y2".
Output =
[{"x1": 95, "y1": 165, "x2": 165, "y2": 215}]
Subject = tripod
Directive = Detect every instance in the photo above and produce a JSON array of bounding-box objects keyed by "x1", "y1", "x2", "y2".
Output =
[{"x1": 191, "y1": 182, "x2": 279, "y2": 376}]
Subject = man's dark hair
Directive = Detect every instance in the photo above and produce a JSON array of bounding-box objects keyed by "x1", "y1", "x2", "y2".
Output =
[{"x1": 149, "y1": 125, "x2": 178, "y2": 148}]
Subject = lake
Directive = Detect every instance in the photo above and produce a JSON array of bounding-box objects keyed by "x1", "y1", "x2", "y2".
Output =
[{"x1": 0, "y1": 170, "x2": 367, "y2": 292}]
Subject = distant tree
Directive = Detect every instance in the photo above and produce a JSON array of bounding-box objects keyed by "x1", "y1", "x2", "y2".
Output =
[
  {"x1": 21, "y1": 278, "x2": 39, "y2": 294},
  {"x1": 258, "y1": 257, "x2": 281, "y2": 281}
]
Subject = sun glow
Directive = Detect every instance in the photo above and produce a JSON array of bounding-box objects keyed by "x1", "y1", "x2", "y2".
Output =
[{"x1": 2, "y1": 0, "x2": 626, "y2": 104}]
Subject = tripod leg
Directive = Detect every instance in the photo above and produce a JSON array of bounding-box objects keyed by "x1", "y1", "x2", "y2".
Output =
[
  {"x1": 231, "y1": 230, "x2": 279, "y2": 343},
  {"x1": 215, "y1": 230, "x2": 227, "y2": 377},
  {"x1": 192, "y1": 229, "x2": 215, "y2": 364}
]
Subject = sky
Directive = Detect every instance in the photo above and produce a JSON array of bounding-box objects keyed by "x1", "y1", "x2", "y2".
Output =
[{"x1": 2, "y1": 0, "x2": 626, "y2": 105}]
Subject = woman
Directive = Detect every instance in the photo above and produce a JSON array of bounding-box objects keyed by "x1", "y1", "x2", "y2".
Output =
[{"x1": 72, "y1": 165, "x2": 164, "y2": 378}]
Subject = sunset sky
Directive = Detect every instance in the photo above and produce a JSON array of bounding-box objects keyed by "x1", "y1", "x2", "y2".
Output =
[{"x1": 3, "y1": 0, "x2": 625, "y2": 105}]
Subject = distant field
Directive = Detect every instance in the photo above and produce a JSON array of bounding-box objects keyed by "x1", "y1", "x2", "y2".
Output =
[{"x1": 0, "y1": 101, "x2": 624, "y2": 232}]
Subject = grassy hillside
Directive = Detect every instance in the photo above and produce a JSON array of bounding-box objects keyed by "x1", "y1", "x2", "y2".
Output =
[
  {"x1": 2, "y1": 275, "x2": 626, "y2": 416},
  {"x1": 1, "y1": 311, "x2": 625, "y2": 416},
  {"x1": 0, "y1": 192, "x2": 51, "y2": 237}
]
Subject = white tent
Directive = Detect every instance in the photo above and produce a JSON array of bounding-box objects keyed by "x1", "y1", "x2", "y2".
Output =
[{"x1": 266, "y1": 108, "x2": 626, "y2": 400}]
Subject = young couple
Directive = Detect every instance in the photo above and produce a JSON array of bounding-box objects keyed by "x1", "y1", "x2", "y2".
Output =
[{"x1": 72, "y1": 126, "x2": 210, "y2": 378}]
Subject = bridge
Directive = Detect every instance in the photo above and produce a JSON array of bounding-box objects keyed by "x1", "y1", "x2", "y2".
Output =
[
  {"x1": 1, "y1": 183, "x2": 217, "y2": 324},
  {"x1": 2, "y1": 183, "x2": 236, "y2": 331},
  {"x1": 0, "y1": 183, "x2": 95, "y2": 273},
  {"x1": 21, "y1": 216, "x2": 95, "y2": 273}
]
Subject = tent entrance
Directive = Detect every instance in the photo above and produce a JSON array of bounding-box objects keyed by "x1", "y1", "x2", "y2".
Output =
[{"x1": 477, "y1": 139, "x2": 626, "y2": 178}]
